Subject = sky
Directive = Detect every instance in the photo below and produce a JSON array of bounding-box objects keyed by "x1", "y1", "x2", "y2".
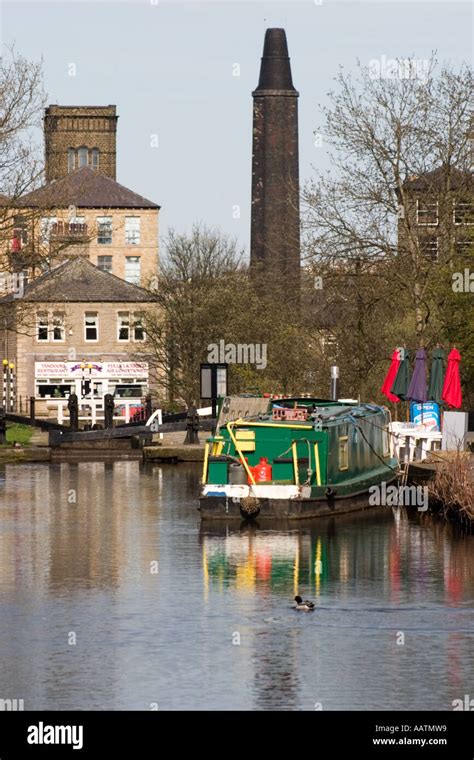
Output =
[{"x1": 0, "y1": 1, "x2": 472, "y2": 256}]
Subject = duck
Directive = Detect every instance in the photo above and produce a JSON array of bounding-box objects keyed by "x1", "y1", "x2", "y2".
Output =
[{"x1": 294, "y1": 595, "x2": 315, "y2": 611}]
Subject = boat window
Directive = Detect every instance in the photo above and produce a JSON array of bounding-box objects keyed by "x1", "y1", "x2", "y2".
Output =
[
  {"x1": 382, "y1": 427, "x2": 390, "y2": 457},
  {"x1": 338, "y1": 436, "x2": 349, "y2": 471}
]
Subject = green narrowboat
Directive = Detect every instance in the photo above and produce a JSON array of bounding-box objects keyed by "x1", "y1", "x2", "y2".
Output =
[{"x1": 199, "y1": 397, "x2": 399, "y2": 520}]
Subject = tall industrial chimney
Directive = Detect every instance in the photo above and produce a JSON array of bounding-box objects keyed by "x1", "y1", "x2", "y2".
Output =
[{"x1": 250, "y1": 29, "x2": 300, "y2": 286}]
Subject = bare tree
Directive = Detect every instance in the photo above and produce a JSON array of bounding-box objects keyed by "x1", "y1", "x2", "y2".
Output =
[
  {"x1": 303, "y1": 55, "x2": 473, "y2": 399},
  {"x1": 144, "y1": 224, "x2": 246, "y2": 405}
]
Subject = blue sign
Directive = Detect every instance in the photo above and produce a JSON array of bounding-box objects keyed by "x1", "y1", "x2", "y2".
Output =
[{"x1": 410, "y1": 402, "x2": 440, "y2": 431}]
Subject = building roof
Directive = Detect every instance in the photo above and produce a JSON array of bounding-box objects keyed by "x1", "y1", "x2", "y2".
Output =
[
  {"x1": 403, "y1": 166, "x2": 473, "y2": 191},
  {"x1": 45, "y1": 104, "x2": 117, "y2": 112},
  {"x1": 1, "y1": 257, "x2": 155, "y2": 303},
  {"x1": 19, "y1": 167, "x2": 160, "y2": 209}
]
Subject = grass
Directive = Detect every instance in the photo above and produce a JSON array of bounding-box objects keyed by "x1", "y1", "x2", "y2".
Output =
[{"x1": 4, "y1": 423, "x2": 34, "y2": 446}]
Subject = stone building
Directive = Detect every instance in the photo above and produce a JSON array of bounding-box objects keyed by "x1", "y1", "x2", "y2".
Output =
[
  {"x1": 3, "y1": 104, "x2": 160, "y2": 287},
  {"x1": 44, "y1": 105, "x2": 118, "y2": 182},
  {"x1": 14, "y1": 166, "x2": 160, "y2": 285},
  {"x1": 0, "y1": 257, "x2": 158, "y2": 419},
  {"x1": 0, "y1": 101, "x2": 163, "y2": 417},
  {"x1": 399, "y1": 166, "x2": 474, "y2": 262}
]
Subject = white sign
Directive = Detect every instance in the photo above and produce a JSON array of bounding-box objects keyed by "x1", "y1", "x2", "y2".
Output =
[
  {"x1": 35, "y1": 361, "x2": 148, "y2": 379},
  {"x1": 105, "y1": 362, "x2": 148, "y2": 377}
]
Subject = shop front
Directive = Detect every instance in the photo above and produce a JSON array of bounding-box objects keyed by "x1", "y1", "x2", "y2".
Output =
[{"x1": 34, "y1": 361, "x2": 149, "y2": 422}]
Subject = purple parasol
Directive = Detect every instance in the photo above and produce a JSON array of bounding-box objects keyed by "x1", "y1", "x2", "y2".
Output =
[{"x1": 407, "y1": 348, "x2": 427, "y2": 402}]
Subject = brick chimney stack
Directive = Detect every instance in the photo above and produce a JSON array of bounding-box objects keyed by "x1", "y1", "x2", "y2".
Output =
[{"x1": 250, "y1": 29, "x2": 300, "y2": 286}]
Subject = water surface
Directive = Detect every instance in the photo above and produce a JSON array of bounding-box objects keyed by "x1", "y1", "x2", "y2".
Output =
[{"x1": 0, "y1": 462, "x2": 472, "y2": 710}]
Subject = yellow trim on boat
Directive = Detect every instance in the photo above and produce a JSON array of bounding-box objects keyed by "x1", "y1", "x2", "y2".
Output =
[
  {"x1": 211, "y1": 436, "x2": 224, "y2": 456},
  {"x1": 314, "y1": 443, "x2": 321, "y2": 486},
  {"x1": 233, "y1": 419, "x2": 313, "y2": 430},
  {"x1": 202, "y1": 441, "x2": 210, "y2": 484},
  {"x1": 226, "y1": 422, "x2": 256, "y2": 485},
  {"x1": 292, "y1": 441, "x2": 300, "y2": 486}
]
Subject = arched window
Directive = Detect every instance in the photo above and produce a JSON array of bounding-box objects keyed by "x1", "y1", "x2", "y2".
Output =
[
  {"x1": 67, "y1": 148, "x2": 76, "y2": 173},
  {"x1": 91, "y1": 148, "x2": 99, "y2": 169},
  {"x1": 78, "y1": 147, "x2": 88, "y2": 168}
]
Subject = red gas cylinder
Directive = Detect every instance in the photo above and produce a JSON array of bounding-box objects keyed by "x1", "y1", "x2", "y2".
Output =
[{"x1": 252, "y1": 457, "x2": 273, "y2": 483}]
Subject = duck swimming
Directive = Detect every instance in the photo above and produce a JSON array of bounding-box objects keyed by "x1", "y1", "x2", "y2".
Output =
[{"x1": 294, "y1": 595, "x2": 315, "y2": 611}]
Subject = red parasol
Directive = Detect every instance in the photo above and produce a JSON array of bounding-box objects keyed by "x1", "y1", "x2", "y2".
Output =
[
  {"x1": 441, "y1": 348, "x2": 462, "y2": 408},
  {"x1": 381, "y1": 349, "x2": 401, "y2": 402}
]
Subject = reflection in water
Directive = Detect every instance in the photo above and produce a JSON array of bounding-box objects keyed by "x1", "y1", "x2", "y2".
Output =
[
  {"x1": 200, "y1": 509, "x2": 474, "y2": 604},
  {"x1": 0, "y1": 462, "x2": 472, "y2": 710}
]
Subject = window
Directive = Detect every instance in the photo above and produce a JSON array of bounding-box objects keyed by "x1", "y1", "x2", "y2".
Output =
[
  {"x1": 382, "y1": 427, "x2": 390, "y2": 458},
  {"x1": 133, "y1": 313, "x2": 145, "y2": 341},
  {"x1": 125, "y1": 216, "x2": 141, "y2": 245},
  {"x1": 85, "y1": 312, "x2": 98, "y2": 341},
  {"x1": 338, "y1": 436, "x2": 349, "y2": 471},
  {"x1": 52, "y1": 313, "x2": 65, "y2": 342},
  {"x1": 37, "y1": 313, "x2": 49, "y2": 342},
  {"x1": 453, "y1": 200, "x2": 474, "y2": 225},
  {"x1": 67, "y1": 147, "x2": 99, "y2": 171},
  {"x1": 455, "y1": 237, "x2": 473, "y2": 257},
  {"x1": 37, "y1": 384, "x2": 72, "y2": 399},
  {"x1": 114, "y1": 384, "x2": 144, "y2": 399},
  {"x1": 97, "y1": 216, "x2": 112, "y2": 244},
  {"x1": 68, "y1": 148, "x2": 76, "y2": 173},
  {"x1": 125, "y1": 256, "x2": 141, "y2": 285},
  {"x1": 117, "y1": 311, "x2": 145, "y2": 342},
  {"x1": 118, "y1": 312, "x2": 130, "y2": 341},
  {"x1": 420, "y1": 236, "x2": 438, "y2": 262},
  {"x1": 416, "y1": 200, "x2": 438, "y2": 226},
  {"x1": 78, "y1": 147, "x2": 88, "y2": 168},
  {"x1": 97, "y1": 255, "x2": 113, "y2": 273},
  {"x1": 12, "y1": 216, "x2": 28, "y2": 250}
]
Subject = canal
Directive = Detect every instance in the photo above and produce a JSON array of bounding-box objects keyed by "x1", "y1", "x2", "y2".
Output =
[{"x1": 0, "y1": 462, "x2": 472, "y2": 711}]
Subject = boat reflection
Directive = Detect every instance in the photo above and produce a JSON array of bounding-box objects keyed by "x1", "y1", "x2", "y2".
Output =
[{"x1": 200, "y1": 509, "x2": 474, "y2": 603}]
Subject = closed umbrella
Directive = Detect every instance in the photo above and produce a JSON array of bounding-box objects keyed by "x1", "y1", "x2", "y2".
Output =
[
  {"x1": 441, "y1": 348, "x2": 462, "y2": 408},
  {"x1": 381, "y1": 349, "x2": 401, "y2": 402},
  {"x1": 390, "y1": 348, "x2": 410, "y2": 400},
  {"x1": 427, "y1": 347, "x2": 445, "y2": 404},
  {"x1": 407, "y1": 348, "x2": 427, "y2": 402}
]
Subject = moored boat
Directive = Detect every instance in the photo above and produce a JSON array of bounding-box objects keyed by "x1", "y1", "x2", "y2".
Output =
[{"x1": 199, "y1": 397, "x2": 399, "y2": 520}]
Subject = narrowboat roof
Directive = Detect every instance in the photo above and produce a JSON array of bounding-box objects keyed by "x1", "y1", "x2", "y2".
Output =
[{"x1": 227, "y1": 398, "x2": 388, "y2": 429}]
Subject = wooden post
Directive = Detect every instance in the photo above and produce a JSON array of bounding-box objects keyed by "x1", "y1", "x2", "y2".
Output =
[
  {"x1": 145, "y1": 394, "x2": 152, "y2": 421},
  {"x1": 0, "y1": 407, "x2": 5, "y2": 445},
  {"x1": 30, "y1": 396, "x2": 35, "y2": 422}
]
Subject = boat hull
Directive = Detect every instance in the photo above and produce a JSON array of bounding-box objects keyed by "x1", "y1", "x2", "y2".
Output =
[{"x1": 199, "y1": 488, "x2": 394, "y2": 520}]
